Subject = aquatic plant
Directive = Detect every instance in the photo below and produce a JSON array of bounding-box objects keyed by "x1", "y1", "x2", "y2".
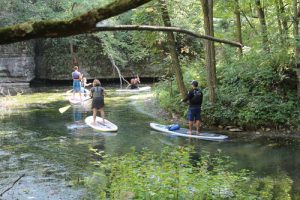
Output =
[{"x1": 85, "y1": 146, "x2": 292, "y2": 199}]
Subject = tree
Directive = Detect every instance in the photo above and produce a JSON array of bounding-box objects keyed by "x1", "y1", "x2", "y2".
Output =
[
  {"x1": 255, "y1": 0, "x2": 269, "y2": 51},
  {"x1": 234, "y1": 0, "x2": 243, "y2": 55},
  {"x1": 200, "y1": 0, "x2": 217, "y2": 103},
  {"x1": 293, "y1": 0, "x2": 300, "y2": 99},
  {"x1": 158, "y1": 0, "x2": 187, "y2": 98}
]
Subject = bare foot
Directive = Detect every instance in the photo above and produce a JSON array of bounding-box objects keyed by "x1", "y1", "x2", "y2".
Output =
[{"x1": 186, "y1": 131, "x2": 192, "y2": 134}]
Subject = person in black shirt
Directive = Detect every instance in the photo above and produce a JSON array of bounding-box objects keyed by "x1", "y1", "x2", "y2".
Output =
[
  {"x1": 181, "y1": 80, "x2": 203, "y2": 134},
  {"x1": 90, "y1": 79, "x2": 105, "y2": 125}
]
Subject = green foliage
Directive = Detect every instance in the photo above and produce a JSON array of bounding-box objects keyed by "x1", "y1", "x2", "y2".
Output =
[
  {"x1": 85, "y1": 146, "x2": 292, "y2": 199},
  {"x1": 154, "y1": 46, "x2": 299, "y2": 131},
  {"x1": 0, "y1": 0, "x2": 113, "y2": 26},
  {"x1": 154, "y1": 77, "x2": 185, "y2": 115},
  {"x1": 203, "y1": 48, "x2": 300, "y2": 130}
]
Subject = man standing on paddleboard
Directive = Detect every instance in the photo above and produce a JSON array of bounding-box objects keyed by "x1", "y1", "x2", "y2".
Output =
[{"x1": 181, "y1": 80, "x2": 203, "y2": 135}]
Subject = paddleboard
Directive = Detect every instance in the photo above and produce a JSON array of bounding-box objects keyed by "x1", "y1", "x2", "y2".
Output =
[
  {"x1": 116, "y1": 86, "x2": 151, "y2": 92},
  {"x1": 68, "y1": 95, "x2": 91, "y2": 105},
  {"x1": 85, "y1": 116, "x2": 118, "y2": 132},
  {"x1": 150, "y1": 123, "x2": 228, "y2": 141}
]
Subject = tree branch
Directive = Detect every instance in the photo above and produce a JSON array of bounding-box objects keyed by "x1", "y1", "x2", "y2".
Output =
[
  {"x1": 0, "y1": 0, "x2": 243, "y2": 48},
  {"x1": 0, "y1": 174, "x2": 25, "y2": 197},
  {"x1": 92, "y1": 25, "x2": 243, "y2": 47},
  {"x1": 0, "y1": 0, "x2": 152, "y2": 45}
]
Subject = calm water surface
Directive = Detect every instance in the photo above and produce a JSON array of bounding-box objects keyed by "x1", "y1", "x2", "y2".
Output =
[{"x1": 0, "y1": 87, "x2": 300, "y2": 199}]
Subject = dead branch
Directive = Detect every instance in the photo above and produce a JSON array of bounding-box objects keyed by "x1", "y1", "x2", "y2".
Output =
[
  {"x1": 0, "y1": 174, "x2": 25, "y2": 197},
  {"x1": 92, "y1": 25, "x2": 243, "y2": 47}
]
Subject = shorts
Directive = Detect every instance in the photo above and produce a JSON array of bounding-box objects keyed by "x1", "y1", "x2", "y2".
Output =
[
  {"x1": 73, "y1": 80, "x2": 81, "y2": 92},
  {"x1": 187, "y1": 107, "x2": 201, "y2": 121},
  {"x1": 130, "y1": 84, "x2": 138, "y2": 89},
  {"x1": 92, "y1": 97, "x2": 104, "y2": 109}
]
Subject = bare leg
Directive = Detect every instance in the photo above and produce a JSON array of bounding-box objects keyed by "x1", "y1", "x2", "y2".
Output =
[
  {"x1": 99, "y1": 108, "x2": 105, "y2": 123},
  {"x1": 92, "y1": 108, "x2": 97, "y2": 124},
  {"x1": 188, "y1": 121, "x2": 193, "y2": 134},
  {"x1": 79, "y1": 92, "x2": 82, "y2": 101},
  {"x1": 195, "y1": 120, "x2": 201, "y2": 134}
]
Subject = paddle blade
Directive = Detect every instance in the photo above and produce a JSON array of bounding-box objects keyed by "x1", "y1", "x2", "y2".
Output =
[{"x1": 59, "y1": 105, "x2": 71, "y2": 113}]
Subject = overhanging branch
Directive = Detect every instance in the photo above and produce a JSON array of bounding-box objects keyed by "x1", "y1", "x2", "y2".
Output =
[
  {"x1": 0, "y1": 0, "x2": 152, "y2": 45},
  {"x1": 0, "y1": 0, "x2": 243, "y2": 48},
  {"x1": 92, "y1": 25, "x2": 243, "y2": 47}
]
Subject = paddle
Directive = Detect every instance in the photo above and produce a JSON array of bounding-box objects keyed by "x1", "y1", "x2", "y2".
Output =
[
  {"x1": 59, "y1": 105, "x2": 71, "y2": 113},
  {"x1": 58, "y1": 97, "x2": 91, "y2": 114}
]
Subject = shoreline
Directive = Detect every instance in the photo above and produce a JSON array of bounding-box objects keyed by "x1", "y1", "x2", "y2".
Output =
[{"x1": 135, "y1": 92, "x2": 300, "y2": 140}]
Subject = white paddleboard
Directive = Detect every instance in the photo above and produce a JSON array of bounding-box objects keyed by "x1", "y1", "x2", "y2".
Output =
[
  {"x1": 150, "y1": 122, "x2": 228, "y2": 141},
  {"x1": 116, "y1": 86, "x2": 151, "y2": 92},
  {"x1": 85, "y1": 116, "x2": 118, "y2": 132}
]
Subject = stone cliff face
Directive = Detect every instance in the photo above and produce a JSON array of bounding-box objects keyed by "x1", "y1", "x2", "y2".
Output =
[
  {"x1": 34, "y1": 37, "x2": 165, "y2": 81},
  {"x1": 0, "y1": 42, "x2": 35, "y2": 83},
  {"x1": 0, "y1": 37, "x2": 165, "y2": 84}
]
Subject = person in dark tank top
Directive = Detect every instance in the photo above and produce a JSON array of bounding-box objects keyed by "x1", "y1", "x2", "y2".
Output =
[{"x1": 90, "y1": 79, "x2": 106, "y2": 124}]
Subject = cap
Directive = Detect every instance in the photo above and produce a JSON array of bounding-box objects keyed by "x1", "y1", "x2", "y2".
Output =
[{"x1": 190, "y1": 80, "x2": 198, "y2": 87}]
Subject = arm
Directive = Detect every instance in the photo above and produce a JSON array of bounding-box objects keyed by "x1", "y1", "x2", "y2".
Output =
[
  {"x1": 90, "y1": 88, "x2": 94, "y2": 98},
  {"x1": 182, "y1": 91, "x2": 191, "y2": 102}
]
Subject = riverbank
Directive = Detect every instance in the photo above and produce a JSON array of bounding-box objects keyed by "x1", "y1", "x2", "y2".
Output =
[{"x1": 133, "y1": 92, "x2": 300, "y2": 140}]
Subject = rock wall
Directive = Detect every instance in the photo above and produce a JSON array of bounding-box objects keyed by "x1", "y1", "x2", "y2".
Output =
[
  {"x1": 0, "y1": 37, "x2": 166, "y2": 85},
  {"x1": 0, "y1": 42, "x2": 35, "y2": 83},
  {"x1": 34, "y1": 37, "x2": 165, "y2": 81}
]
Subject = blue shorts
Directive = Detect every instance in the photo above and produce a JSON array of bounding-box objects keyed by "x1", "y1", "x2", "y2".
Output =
[
  {"x1": 73, "y1": 80, "x2": 81, "y2": 92},
  {"x1": 187, "y1": 107, "x2": 201, "y2": 121}
]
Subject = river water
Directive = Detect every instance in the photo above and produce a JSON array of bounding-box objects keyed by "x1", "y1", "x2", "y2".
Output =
[{"x1": 0, "y1": 86, "x2": 299, "y2": 199}]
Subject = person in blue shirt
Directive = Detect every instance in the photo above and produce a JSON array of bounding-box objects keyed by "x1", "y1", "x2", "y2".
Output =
[
  {"x1": 72, "y1": 66, "x2": 82, "y2": 101},
  {"x1": 181, "y1": 80, "x2": 203, "y2": 134}
]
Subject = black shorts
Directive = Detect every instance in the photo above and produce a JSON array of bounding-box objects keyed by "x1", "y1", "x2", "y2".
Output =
[{"x1": 92, "y1": 97, "x2": 104, "y2": 109}]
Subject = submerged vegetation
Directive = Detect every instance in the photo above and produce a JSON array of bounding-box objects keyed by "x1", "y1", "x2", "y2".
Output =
[{"x1": 85, "y1": 146, "x2": 293, "y2": 199}]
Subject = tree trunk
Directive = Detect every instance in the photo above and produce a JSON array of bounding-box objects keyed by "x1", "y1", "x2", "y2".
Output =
[
  {"x1": 159, "y1": 0, "x2": 187, "y2": 98},
  {"x1": 234, "y1": 0, "x2": 243, "y2": 55},
  {"x1": 293, "y1": 0, "x2": 300, "y2": 99},
  {"x1": 279, "y1": 0, "x2": 288, "y2": 34},
  {"x1": 275, "y1": 0, "x2": 284, "y2": 42},
  {"x1": 255, "y1": 0, "x2": 269, "y2": 51},
  {"x1": 275, "y1": 0, "x2": 289, "y2": 45},
  {"x1": 201, "y1": 0, "x2": 216, "y2": 103}
]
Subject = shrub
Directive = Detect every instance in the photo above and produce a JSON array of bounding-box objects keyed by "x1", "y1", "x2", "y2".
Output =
[{"x1": 85, "y1": 147, "x2": 292, "y2": 199}]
